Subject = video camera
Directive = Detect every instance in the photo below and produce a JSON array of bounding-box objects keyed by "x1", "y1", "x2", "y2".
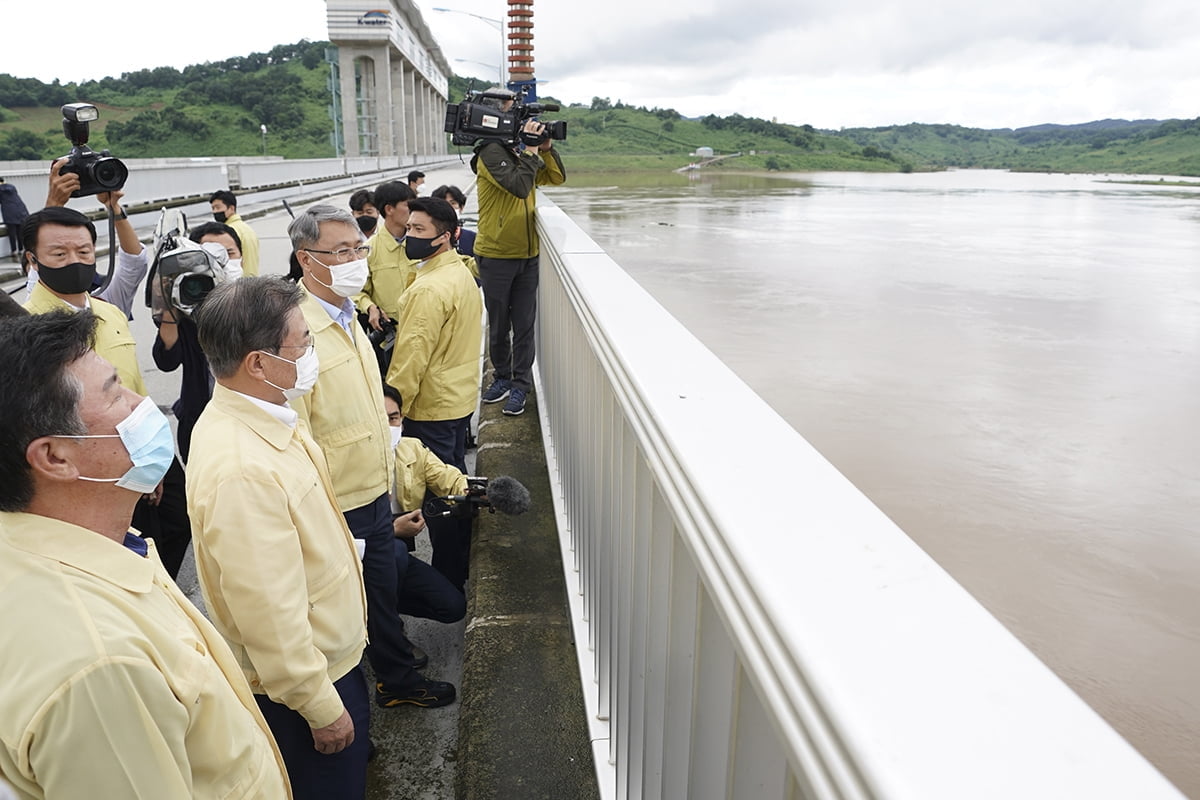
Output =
[
  {"x1": 59, "y1": 103, "x2": 128, "y2": 198},
  {"x1": 443, "y1": 87, "x2": 567, "y2": 149},
  {"x1": 146, "y1": 208, "x2": 234, "y2": 318}
]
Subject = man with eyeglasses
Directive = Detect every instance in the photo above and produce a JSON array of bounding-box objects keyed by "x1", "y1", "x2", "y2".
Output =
[
  {"x1": 186, "y1": 276, "x2": 371, "y2": 800},
  {"x1": 288, "y1": 204, "x2": 456, "y2": 711}
]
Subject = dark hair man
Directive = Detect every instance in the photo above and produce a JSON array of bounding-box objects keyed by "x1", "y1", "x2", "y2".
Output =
[
  {"x1": 32, "y1": 158, "x2": 148, "y2": 317},
  {"x1": 386, "y1": 197, "x2": 483, "y2": 591},
  {"x1": 407, "y1": 169, "x2": 425, "y2": 194},
  {"x1": 355, "y1": 181, "x2": 418, "y2": 371},
  {"x1": 209, "y1": 189, "x2": 260, "y2": 276},
  {"x1": 349, "y1": 188, "x2": 379, "y2": 236},
  {"x1": 188, "y1": 276, "x2": 371, "y2": 799},
  {"x1": 471, "y1": 90, "x2": 566, "y2": 416},
  {"x1": 431, "y1": 184, "x2": 476, "y2": 258},
  {"x1": 288, "y1": 204, "x2": 456, "y2": 709},
  {"x1": 0, "y1": 311, "x2": 289, "y2": 798},
  {"x1": 22, "y1": 205, "x2": 192, "y2": 578}
]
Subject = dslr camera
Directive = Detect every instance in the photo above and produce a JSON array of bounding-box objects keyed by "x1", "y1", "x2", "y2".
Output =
[
  {"x1": 443, "y1": 87, "x2": 567, "y2": 149},
  {"x1": 59, "y1": 103, "x2": 129, "y2": 198}
]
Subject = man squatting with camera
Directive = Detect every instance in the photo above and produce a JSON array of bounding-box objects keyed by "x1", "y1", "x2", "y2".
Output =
[{"x1": 471, "y1": 88, "x2": 566, "y2": 418}]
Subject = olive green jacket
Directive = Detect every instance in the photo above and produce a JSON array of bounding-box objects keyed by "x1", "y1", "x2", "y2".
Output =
[{"x1": 470, "y1": 141, "x2": 566, "y2": 260}]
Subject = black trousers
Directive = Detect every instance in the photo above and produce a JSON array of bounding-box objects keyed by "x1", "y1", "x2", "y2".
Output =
[
  {"x1": 394, "y1": 539, "x2": 466, "y2": 623},
  {"x1": 402, "y1": 415, "x2": 474, "y2": 591},
  {"x1": 478, "y1": 255, "x2": 539, "y2": 392},
  {"x1": 343, "y1": 493, "x2": 423, "y2": 692},
  {"x1": 255, "y1": 667, "x2": 370, "y2": 800}
]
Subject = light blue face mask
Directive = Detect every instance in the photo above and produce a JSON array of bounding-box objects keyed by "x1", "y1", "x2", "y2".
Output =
[{"x1": 54, "y1": 396, "x2": 176, "y2": 493}]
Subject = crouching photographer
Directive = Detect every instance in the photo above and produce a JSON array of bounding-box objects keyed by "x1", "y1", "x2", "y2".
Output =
[{"x1": 461, "y1": 87, "x2": 566, "y2": 418}]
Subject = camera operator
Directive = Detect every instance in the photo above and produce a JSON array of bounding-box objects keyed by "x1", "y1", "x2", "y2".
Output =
[
  {"x1": 470, "y1": 88, "x2": 566, "y2": 417},
  {"x1": 23, "y1": 158, "x2": 147, "y2": 316},
  {"x1": 152, "y1": 222, "x2": 242, "y2": 462}
]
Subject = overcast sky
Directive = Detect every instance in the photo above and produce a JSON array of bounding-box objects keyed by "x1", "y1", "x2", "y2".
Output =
[{"x1": 4, "y1": 0, "x2": 1198, "y2": 130}]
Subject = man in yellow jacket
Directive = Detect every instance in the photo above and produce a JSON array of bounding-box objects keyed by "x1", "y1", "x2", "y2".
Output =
[
  {"x1": 289, "y1": 204, "x2": 456, "y2": 709},
  {"x1": 188, "y1": 277, "x2": 370, "y2": 800},
  {"x1": 386, "y1": 197, "x2": 483, "y2": 591},
  {"x1": 354, "y1": 181, "x2": 418, "y2": 372},
  {"x1": 210, "y1": 190, "x2": 261, "y2": 276},
  {"x1": 0, "y1": 311, "x2": 290, "y2": 799},
  {"x1": 22, "y1": 205, "x2": 193, "y2": 579}
]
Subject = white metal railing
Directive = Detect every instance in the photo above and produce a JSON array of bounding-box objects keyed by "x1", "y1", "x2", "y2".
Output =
[{"x1": 532, "y1": 197, "x2": 1184, "y2": 800}]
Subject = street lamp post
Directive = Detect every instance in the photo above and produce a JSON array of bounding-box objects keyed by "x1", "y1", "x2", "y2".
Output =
[{"x1": 433, "y1": 6, "x2": 505, "y2": 86}]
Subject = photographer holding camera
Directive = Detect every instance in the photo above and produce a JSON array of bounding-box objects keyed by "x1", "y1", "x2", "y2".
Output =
[
  {"x1": 470, "y1": 89, "x2": 566, "y2": 417},
  {"x1": 27, "y1": 158, "x2": 147, "y2": 315},
  {"x1": 24, "y1": 104, "x2": 144, "y2": 317}
]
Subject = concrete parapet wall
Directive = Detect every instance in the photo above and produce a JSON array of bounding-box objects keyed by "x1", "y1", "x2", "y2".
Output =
[{"x1": 458, "y1": 391, "x2": 600, "y2": 800}]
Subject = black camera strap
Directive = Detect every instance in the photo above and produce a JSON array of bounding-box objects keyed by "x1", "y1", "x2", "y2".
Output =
[{"x1": 90, "y1": 206, "x2": 118, "y2": 298}]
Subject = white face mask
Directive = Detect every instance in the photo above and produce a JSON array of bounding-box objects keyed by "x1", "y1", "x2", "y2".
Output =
[
  {"x1": 308, "y1": 255, "x2": 369, "y2": 298},
  {"x1": 260, "y1": 345, "x2": 320, "y2": 402},
  {"x1": 389, "y1": 425, "x2": 403, "y2": 449},
  {"x1": 225, "y1": 258, "x2": 244, "y2": 281}
]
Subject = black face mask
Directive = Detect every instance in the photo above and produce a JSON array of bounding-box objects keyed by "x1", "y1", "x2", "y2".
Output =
[
  {"x1": 212, "y1": 211, "x2": 228, "y2": 223},
  {"x1": 36, "y1": 259, "x2": 97, "y2": 295},
  {"x1": 404, "y1": 233, "x2": 446, "y2": 261},
  {"x1": 357, "y1": 215, "x2": 378, "y2": 235}
]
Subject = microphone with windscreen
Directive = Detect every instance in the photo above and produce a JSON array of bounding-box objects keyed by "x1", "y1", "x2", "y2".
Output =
[{"x1": 423, "y1": 476, "x2": 531, "y2": 519}]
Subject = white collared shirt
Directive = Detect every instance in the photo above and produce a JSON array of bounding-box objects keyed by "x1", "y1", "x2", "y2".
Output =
[
  {"x1": 312, "y1": 291, "x2": 357, "y2": 336},
  {"x1": 233, "y1": 390, "x2": 298, "y2": 428}
]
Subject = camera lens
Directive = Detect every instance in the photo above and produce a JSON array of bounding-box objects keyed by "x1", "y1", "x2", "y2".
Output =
[
  {"x1": 91, "y1": 156, "x2": 129, "y2": 190},
  {"x1": 178, "y1": 275, "x2": 215, "y2": 306}
]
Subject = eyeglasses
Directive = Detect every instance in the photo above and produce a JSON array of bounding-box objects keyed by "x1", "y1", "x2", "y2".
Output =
[
  {"x1": 262, "y1": 343, "x2": 314, "y2": 365},
  {"x1": 303, "y1": 245, "x2": 371, "y2": 262}
]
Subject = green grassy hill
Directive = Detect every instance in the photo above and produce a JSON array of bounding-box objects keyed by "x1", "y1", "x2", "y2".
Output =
[
  {"x1": 3, "y1": 42, "x2": 1198, "y2": 176},
  {"x1": 838, "y1": 119, "x2": 1200, "y2": 176}
]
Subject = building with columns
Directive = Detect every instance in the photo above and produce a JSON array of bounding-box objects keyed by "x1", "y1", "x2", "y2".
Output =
[{"x1": 326, "y1": 1, "x2": 452, "y2": 159}]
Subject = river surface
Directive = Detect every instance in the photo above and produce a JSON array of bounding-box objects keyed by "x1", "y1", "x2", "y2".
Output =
[{"x1": 543, "y1": 169, "x2": 1200, "y2": 796}]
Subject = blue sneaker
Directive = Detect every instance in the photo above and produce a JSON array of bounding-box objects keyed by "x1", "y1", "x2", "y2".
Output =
[
  {"x1": 502, "y1": 387, "x2": 527, "y2": 416},
  {"x1": 482, "y1": 378, "x2": 511, "y2": 404}
]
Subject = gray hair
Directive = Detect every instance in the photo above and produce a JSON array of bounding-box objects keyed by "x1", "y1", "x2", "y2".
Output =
[
  {"x1": 287, "y1": 204, "x2": 361, "y2": 251},
  {"x1": 194, "y1": 276, "x2": 303, "y2": 378}
]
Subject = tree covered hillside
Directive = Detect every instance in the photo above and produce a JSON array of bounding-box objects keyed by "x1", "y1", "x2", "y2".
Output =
[{"x1": 0, "y1": 41, "x2": 334, "y2": 159}]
